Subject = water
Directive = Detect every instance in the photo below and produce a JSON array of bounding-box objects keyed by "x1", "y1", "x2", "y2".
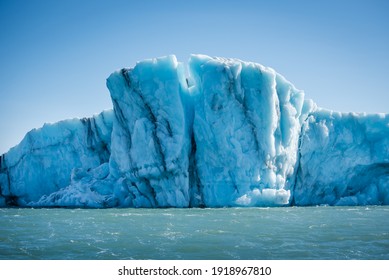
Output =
[{"x1": 0, "y1": 206, "x2": 388, "y2": 260}]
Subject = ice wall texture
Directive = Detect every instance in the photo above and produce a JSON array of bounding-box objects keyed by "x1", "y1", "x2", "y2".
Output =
[
  {"x1": 294, "y1": 110, "x2": 389, "y2": 206},
  {"x1": 106, "y1": 55, "x2": 192, "y2": 207},
  {"x1": 0, "y1": 55, "x2": 388, "y2": 207},
  {"x1": 190, "y1": 55, "x2": 305, "y2": 206},
  {"x1": 0, "y1": 110, "x2": 113, "y2": 206}
]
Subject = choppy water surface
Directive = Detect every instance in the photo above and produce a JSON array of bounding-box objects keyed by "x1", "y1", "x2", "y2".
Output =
[{"x1": 0, "y1": 206, "x2": 388, "y2": 259}]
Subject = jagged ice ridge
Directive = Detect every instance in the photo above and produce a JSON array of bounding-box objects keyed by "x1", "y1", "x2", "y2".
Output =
[{"x1": 1, "y1": 55, "x2": 388, "y2": 207}]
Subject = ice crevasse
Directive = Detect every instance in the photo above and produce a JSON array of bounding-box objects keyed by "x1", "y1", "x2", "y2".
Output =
[{"x1": 0, "y1": 55, "x2": 388, "y2": 207}]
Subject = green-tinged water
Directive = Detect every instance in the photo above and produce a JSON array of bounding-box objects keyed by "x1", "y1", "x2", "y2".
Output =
[{"x1": 0, "y1": 206, "x2": 388, "y2": 260}]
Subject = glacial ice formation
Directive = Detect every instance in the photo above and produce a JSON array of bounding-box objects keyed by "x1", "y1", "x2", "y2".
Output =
[
  {"x1": 294, "y1": 110, "x2": 389, "y2": 206},
  {"x1": 0, "y1": 110, "x2": 113, "y2": 206},
  {"x1": 190, "y1": 55, "x2": 305, "y2": 207},
  {"x1": 106, "y1": 55, "x2": 192, "y2": 207},
  {"x1": 0, "y1": 55, "x2": 388, "y2": 207}
]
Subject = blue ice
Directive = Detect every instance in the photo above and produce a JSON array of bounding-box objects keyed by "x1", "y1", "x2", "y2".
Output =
[{"x1": 0, "y1": 55, "x2": 388, "y2": 207}]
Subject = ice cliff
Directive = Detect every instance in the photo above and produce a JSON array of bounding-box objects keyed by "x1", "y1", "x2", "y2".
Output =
[
  {"x1": 295, "y1": 110, "x2": 389, "y2": 206},
  {"x1": 1, "y1": 55, "x2": 388, "y2": 207}
]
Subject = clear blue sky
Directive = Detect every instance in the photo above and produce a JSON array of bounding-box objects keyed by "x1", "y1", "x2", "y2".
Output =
[{"x1": 1, "y1": 0, "x2": 388, "y2": 154}]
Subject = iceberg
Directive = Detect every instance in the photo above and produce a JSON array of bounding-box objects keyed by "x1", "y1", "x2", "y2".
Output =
[{"x1": 0, "y1": 55, "x2": 388, "y2": 207}]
